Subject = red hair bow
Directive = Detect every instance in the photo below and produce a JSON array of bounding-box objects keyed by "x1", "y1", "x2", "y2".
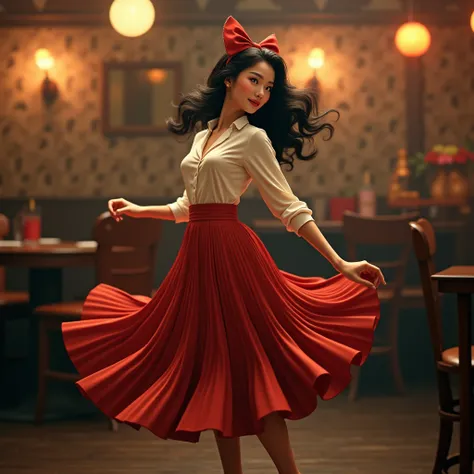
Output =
[{"x1": 223, "y1": 16, "x2": 279, "y2": 63}]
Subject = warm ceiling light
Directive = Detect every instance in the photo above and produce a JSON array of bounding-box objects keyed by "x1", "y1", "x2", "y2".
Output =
[
  {"x1": 308, "y1": 48, "x2": 325, "y2": 70},
  {"x1": 35, "y1": 48, "x2": 54, "y2": 71},
  {"x1": 395, "y1": 21, "x2": 431, "y2": 57},
  {"x1": 109, "y1": 0, "x2": 155, "y2": 38},
  {"x1": 470, "y1": 11, "x2": 474, "y2": 32}
]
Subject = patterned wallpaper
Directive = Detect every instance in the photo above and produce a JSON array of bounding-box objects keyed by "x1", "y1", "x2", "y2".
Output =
[
  {"x1": 0, "y1": 23, "x2": 468, "y2": 199},
  {"x1": 423, "y1": 26, "x2": 474, "y2": 150}
]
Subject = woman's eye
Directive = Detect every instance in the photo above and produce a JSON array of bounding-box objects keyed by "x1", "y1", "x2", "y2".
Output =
[{"x1": 250, "y1": 77, "x2": 258, "y2": 83}]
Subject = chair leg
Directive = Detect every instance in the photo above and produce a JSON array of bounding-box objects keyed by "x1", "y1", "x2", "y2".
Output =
[
  {"x1": 0, "y1": 319, "x2": 5, "y2": 404},
  {"x1": 389, "y1": 348, "x2": 405, "y2": 395},
  {"x1": 432, "y1": 418, "x2": 453, "y2": 474},
  {"x1": 35, "y1": 319, "x2": 49, "y2": 424},
  {"x1": 348, "y1": 366, "x2": 361, "y2": 402},
  {"x1": 388, "y1": 308, "x2": 405, "y2": 395},
  {"x1": 108, "y1": 418, "x2": 119, "y2": 432}
]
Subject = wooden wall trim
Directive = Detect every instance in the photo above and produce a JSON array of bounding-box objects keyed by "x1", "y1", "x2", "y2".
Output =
[
  {"x1": 0, "y1": 11, "x2": 469, "y2": 27},
  {"x1": 405, "y1": 58, "x2": 425, "y2": 156}
]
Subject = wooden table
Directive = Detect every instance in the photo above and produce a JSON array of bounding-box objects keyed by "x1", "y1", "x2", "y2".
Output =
[
  {"x1": 432, "y1": 266, "x2": 474, "y2": 474},
  {"x1": 0, "y1": 240, "x2": 96, "y2": 421},
  {"x1": 253, "y1": 218, "x2": 469, "y2": 262},
  {"x1": 0, "y1": 240, "x2": 96, "y2": 305}
]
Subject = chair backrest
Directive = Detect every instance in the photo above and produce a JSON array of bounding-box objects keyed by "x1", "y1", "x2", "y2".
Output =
[
  {"x1": 409, "y1": 218, "x2": 443, "y2": 361},
  {"x1": 0, "y1": 214, "x2": 9, "y2": 292},
  {"x1": 343, "y1": 211, "x2": 419, "y2": 298},
  {"x1": 92, "y1": 212, "x2": 163, "y2": 297}
]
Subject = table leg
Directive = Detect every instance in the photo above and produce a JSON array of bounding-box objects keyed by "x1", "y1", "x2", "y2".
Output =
[
  {"x1": 457, "y1": 293, "x2": 472, "y2": 474},
  {"x1": 454, "y1": 224, "x2": 469, "y2": 265},
  {"x1": 29, "y1": 268, "x2": 64, "y2": 308},
  {"x1": 25, "y1": 268, "x2": 64, "y2": 392},
  {"x1": 0, "y1": 268, "x2": 93, "y2": 422},
  {"x1": 0, "y1": 268, "x2": 63, "y2": 421}
]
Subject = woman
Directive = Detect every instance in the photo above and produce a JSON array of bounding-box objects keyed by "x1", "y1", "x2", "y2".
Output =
[{"x1": 63, "y1": 16, "x2": 385, "y2": 474}]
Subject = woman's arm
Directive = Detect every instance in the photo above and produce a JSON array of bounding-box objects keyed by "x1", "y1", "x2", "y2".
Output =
[
  {"x1": 243, "y1": 129, "x2": 385, "y2": 289},
  {"x1": 136, "y1": 205, "x2": 176, "y2": 221},
  {"x1": 164, "y1": 188, "x2": 191, "y2": 223},
  {"x1": 109, "y1": 189, "x2": 189, "y2": 222},
  {"x1": 243, "y1": 129, "x2": 314, "y2": 235},
  {"x1": 298, "y1": 220, "x2": 385, "y2": 289},
  {"x1": 298, "y1": 220, "x2": 343, "y2": 271}
]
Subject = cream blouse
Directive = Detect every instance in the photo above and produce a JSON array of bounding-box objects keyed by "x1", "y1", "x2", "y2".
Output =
[{"x1": 167, "y1": 115, "x2": 314, "y2": 237}]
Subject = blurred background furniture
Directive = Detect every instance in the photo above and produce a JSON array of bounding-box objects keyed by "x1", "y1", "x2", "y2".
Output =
[
  {"x1": 342, "y1": 211, "x2": 419, "y2": 401},
  {"x1": 410, "y1": 218, "x2": 474, "y2": 474},
  {"x1": 0, "y1": 214, "x2": 30, "y2": 407},
  {"x1": 33, "y1": 212, "x2": 163, "y2": 430},
  {"x1": 0, "y1": 231, "x2": 97, "y2": 422}
]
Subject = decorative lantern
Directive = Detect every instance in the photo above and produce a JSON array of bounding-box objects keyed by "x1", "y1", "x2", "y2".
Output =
[
  {"x1": 306, "y1": 48, "x2": 325, "y2": 98},
  {"x1": 109, "y1": 0, "x2": 155, "y2": 38},
  {"x1": 35, "y1": 48, "x2": 54, "y2": 71},
  {"x1": 395, "y1": 21, "x2": 431, "y2": 57},
  {"x1": 35, "y1": 49, "x2": 59, "y2": 106},
  {"x1": 308, "y1": 48, "x2": 325, "y2": 70}
]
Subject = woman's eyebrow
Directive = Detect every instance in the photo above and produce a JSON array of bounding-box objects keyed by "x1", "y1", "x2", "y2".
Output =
[{"x1": 249, "y1": 71, "x2": 274, "y2": 84}]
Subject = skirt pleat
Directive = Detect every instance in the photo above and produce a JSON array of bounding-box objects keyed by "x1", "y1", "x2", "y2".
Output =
[{"x1": 62, "y1": 203, "x2": 380, "y2": 442}]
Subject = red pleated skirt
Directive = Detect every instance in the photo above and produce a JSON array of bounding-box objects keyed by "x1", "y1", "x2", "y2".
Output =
[{"x1": 62, "y1": 203, "x2": 380, "y2": 443}]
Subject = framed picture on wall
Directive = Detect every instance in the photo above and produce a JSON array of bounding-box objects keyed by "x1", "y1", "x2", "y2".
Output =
[{"x1": 102, "y1": 61, "x2": 183, "y2": 136}]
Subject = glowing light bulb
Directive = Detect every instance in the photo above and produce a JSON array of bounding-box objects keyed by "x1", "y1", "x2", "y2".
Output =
[
  {"x1": 109, "y1": 0, "x2": 155, "y2": 38},
  {"x1": 395, "y1": 22, "x2": 431, "y2": 57},
  {"x1": 35, "y1": 48, "x2": 54, "y2": 71},
  {"x1": 308, "y1": 48, "x2": 325, "y2": 70}
]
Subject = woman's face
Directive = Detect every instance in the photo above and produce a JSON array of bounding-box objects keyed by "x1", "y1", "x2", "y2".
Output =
[{"x1": 226, "y1": 60, "x2": 275, "y2": 114}]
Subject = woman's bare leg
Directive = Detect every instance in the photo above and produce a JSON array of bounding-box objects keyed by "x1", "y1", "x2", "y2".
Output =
[
  {"x1": 256, "y1": 413, "x2": 300, "y2": 474},
  {"x1": 214, "y1": 431, "x2": 244, "y2": 474}
]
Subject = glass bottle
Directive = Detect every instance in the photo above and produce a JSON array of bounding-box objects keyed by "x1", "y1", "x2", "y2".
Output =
[
  {"x1": 358, "y1": 171, "x2": 376, "y2": 217},
  {"x1": 22, "y1": 198, "x2": 42, "y2": 243}
]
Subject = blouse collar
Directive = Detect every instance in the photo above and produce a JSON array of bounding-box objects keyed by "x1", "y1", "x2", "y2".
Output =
[{"x1": 207, "y1": 115, "x2": 249, "y2": 132}]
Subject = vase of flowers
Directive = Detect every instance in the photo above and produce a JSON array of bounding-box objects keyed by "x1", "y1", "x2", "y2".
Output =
[
  {"x1": 425, "y1": 145, "x2": 474, "y2": 199},
  {"x1": 409, "y1": 143, "x2": 474, "y2": 200}
]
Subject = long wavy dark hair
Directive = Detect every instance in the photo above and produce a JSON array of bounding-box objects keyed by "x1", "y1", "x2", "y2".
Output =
[{"x1": 167, "y1": 47, "x2": 338, "y2": 170}]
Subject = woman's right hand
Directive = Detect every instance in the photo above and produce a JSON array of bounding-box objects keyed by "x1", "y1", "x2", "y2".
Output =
[{"x1": 108, "y1": 198, "x2": 143, "y2": 221}]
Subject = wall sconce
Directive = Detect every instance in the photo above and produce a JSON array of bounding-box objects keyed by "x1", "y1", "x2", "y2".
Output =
[
  {"x1": 306, "y1": 48, "x2": 325, "y2": 98},
  {"x1": 35, "y1": 48, "x2": 59, "y2": 106}
]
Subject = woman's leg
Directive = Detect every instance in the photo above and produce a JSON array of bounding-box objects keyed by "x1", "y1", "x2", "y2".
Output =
[
  {"x1": 256, "y1": 413, "x2": 300, "y2": 474},
  {"x1": 214, "y1": 431, "x2": 244, "y2": 474}
]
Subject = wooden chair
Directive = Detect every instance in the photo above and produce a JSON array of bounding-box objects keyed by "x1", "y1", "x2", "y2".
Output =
[
  {"x1": 343, "y1": 211, "x2": 419, "y2": 401},
  {"x1": 0, "y1": 214, "x2": 30, "y2": 404},
  {"x1": 0, "y1": 214, "x2": 30, "y2": 307},
  {"x1": 33, "y1": 212, "x2": 163, "y2": 429},
  {"x1": 410, "y1": 217, "x2": 474, "y2": 473}
]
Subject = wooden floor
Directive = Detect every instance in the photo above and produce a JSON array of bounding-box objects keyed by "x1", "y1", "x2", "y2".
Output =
[{"x1": 0, "y1": 389, "x2": 459, "y2": 474}]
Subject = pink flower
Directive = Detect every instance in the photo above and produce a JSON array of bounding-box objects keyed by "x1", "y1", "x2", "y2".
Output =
[
  {"x1": 424, "y1": 146, "x2": 474, "y2": 166},
  {"x1": 438, "y1": 154, "x2": 454, "y2": 165}
]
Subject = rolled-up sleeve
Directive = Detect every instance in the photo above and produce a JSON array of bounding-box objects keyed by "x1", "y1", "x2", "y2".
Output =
[
  {"x1": 167, "y1": 188, "x2": 190, "y2": 224},
  {"x1": 243, "y1": 129, "x2": 314, "y2": 236}
]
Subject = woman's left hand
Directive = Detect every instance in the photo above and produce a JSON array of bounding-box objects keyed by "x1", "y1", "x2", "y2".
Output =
[{"x1": 338, "y1": 260, "x2": 386, "y2": 290}]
